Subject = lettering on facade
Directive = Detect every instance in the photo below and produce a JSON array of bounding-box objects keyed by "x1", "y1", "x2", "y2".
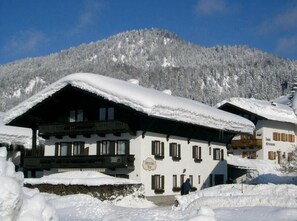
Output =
[
  {"x1": 265, "y1": 137, "x2": 275, "y2": 146},
  {"x1": 142, "y1": 157, "x2": 157, "y2": 171}
]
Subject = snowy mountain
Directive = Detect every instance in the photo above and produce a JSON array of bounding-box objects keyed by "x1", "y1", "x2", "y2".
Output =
[{"x1": 1, "y1": 28, "x2": 297, "y2": 111}]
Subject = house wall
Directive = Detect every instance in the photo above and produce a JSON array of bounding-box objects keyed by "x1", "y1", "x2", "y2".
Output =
[
  {"x1": 258, "y1": 120, "x2": 296, "y2": 163},
  {"x1": 43, "y1": 130, "x2": 228, "y2": 197},
  {"x1": 130, "y1": 131, "x2": 227, "y2": 197}
]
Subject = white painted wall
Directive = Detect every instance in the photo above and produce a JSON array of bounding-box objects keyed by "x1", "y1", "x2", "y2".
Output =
[
  {"x1": 42, "y1": 131, "x2": 228, "y2": 197},
  {"x1": 130, "y1": 132, "x2": 227, "y2": 197}
]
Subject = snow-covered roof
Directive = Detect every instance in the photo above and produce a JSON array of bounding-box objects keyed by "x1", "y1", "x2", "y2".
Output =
[
  {"x1": 217, "y1": 97, "x2": 297, "y2": 124},
  {"x1": 0, "y1": 112, "x2": 32, "y2": 148},
  {"x1": 4, "y1": 73, "x2": 254, "y2": 134}
]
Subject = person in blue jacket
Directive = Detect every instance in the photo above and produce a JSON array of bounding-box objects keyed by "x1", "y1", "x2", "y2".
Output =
[{"x1": 181, "y1": 178, "x2": 191, "y2": 195}]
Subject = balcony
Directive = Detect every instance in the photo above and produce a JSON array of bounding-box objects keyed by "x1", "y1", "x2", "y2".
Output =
[
  {"x1": 38, "y1": 121, "x2": 133, "y2": 137},
  {"x1": 229, "y1": 139, "x2": 262, "y2": 149},
  {"x1": 23, "y1": 154, "x2": 135, "y2": 170}
]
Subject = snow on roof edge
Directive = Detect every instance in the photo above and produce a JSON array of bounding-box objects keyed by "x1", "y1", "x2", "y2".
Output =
[
  {"x1": 4, "y1": 73, "x2": 254, "y2": 134},
  {"x1": 217, "y1": 97, "x2": 297, "y2": 125}
]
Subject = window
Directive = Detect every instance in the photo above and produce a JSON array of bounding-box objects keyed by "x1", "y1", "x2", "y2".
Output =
[
  {"x1": 73, "y1": 142, "x2": 84, "y2": 155},
  {"x1": 193, "y1": 145, "x2": 202, "y2": 162},
  {"x1": 152, "y1": 141, "x2": 164, "y2": 159},
  {"x1": 273, "y1": 132, "x2": 280, "y2": 141},
  {"x1": 107, "y1": 107, "x2": 114, "y2": 120},
  {"x1": 288, "y1": 134, "x2": 295, "y2": 142},
  {"x1": 281, "y1": 133, "x2": 287, "y2": 142},
  {"x1": 116, "y1": 140, "x2": 129, "y2": 155},
  {"x1": 99, "y1": 108, "x2": 106, "y2": 121},
  {"x1": 213, "y1": 148, "x2": 221, "y2": 160},
  {"x1": 169, "y1": 143, "x2": 181, "y2": 160},
  {"x1": 172, "y1": 175, "x2": 180, "y2": 192},
  {"x1": 242, "y1": 151, "x2": 257, "y2": 159},
  {"x1": 268, "y1": 151, "x2": 276, "y2": 160},
  {"x1": 97, "y1": 140, "x2": 115, "y2": 155},
  {"x1": 99, "y1": 107, "x2": 115, "y2": 121},
  {"x1": 151, "y1": 175, "x2": 165, "y2": 193},
  {"x1": 180, "y1": 174, "x2": 186, "y2": 186},
  {"x1": 209, "y1": 146, "x2": 212, "y2": 155},
  {"x1": 69, "y1": 109, "x2": 84, "y2": 122},
  {"x1": 55, "y1": 142, "x2": 71, "y2": 156},
  {"x1": 189, "y1": 175, "x2": 193, "y2": 186}
]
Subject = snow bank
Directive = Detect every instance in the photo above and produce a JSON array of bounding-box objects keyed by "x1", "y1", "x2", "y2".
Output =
[
  {"x1": 175, "y1": 184, "x2": 297, "y2": 211},
  {"x1": 217, "y1": 97, "x2": 297, "y2": 124},
  {"x1": 4, "y1": 73, "x2": 254, "y2": 134},
  {"x1": 0, "y1": 147, "x2": 58, "y2": 221},
  {"x1": 25, "y1": 171, "x2": 140, "y2": 186}
]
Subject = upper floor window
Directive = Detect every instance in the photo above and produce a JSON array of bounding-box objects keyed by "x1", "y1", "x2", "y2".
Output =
[
  {"x1": 273, "y1": 132, "x2": 280, "y2": 141},
  {"x1": 116, "y1": 140, "x2": 129, "y2": 155},
  {"x1": 213, "y1": 148, "x2": 221, "y2": 160},
  {"x1": 97, "y1": 140, "x2": 129, "y2": 156},
  {"x1": 152, "y1": 140, "x2": 164, "y2": 159},
  {"x1": 69, "y1": 109, "x2": 83, "y2": 122},
  {"x1": 169, "y1": 143, "x2": 181, "y2": 160},
  {"x1": 55, "y1": 142, "x2": 85, "y2": 156},
  {"x1": 99, "y1": 107, "x2": 114, "y2": 121},
  {"x1": 192, "y1": 145, "x2": 202, "y2": 162},
  {"x1": 73, "y1": 142, "x2": 85, "y2": 155}
]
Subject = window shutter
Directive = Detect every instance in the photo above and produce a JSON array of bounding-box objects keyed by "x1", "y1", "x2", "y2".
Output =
[
  {"x1": 213, "y1": 149, "x2": 216, "y2": 160},
  {"x1": 110, "y1": 141, "x2": 115, "y2": 155},
  {"x1": 151, "y1": 175, "x2": 155, "y2": 190},
  {"x1": 199, "y1": 146, "x2": 202, "y2": 159},
  {"x1": 192, "y1": 146, "x2": 196, "y2": 158},
  {"x1": 55, "y1": 143, "x2": 59, "y2": 156},
  {"x1": 221, "y1": 149, "x2": 224, "y2": 160},
  {"x1": 178, "y1": 144, "x2": 181, "y2": 158},
  {"x1": 126, "y1": 141, "x2": 130, "y2": 155},
  {"x1": 161, "y1": 175, "x2": 165, "y2": 189},
  {"x1": 67, "y1": 143, "x2": 72, "y2": 156},
  {"x1": 161, "y1": 142, "x2": 164, "y2": 156},
  {"x1": 169, "y1": 143, "x2": 173, "y2": 156},
  {"x1": 152, "y1": 141, "x2": 155, "y2": 155},
  {"x1": 80, "y1": 142, "x2": 84, "y2": 155}
]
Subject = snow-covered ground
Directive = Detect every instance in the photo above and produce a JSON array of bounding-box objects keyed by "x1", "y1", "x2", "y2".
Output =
[{"x1": 1, "y1": 147, "x2": 297, "y2": 221}]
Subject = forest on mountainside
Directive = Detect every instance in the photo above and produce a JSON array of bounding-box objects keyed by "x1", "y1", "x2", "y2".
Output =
[{"x1": 0, "y1": 28, "x2": 297, "y2": 111}]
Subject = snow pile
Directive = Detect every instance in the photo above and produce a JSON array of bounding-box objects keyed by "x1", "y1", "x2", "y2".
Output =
[
  {"x1": 227, "y1": 154, "x2": 280, "y2": 174},
  {"x1": 217, "y1": 97, "x2": 297, "y2": 124},
  {"x1": 4, "y1": 73, "x2": 254, "y2": 134},
  {"x1": 175, "y1": 184, "x2": 297, "y2": 211},
  {"x1": 0, "y1": 112, "x2": 32, "y2": 149},
  {"x1": 25, "y1": 171, "x2": 140, "y2": 186},
  {"x1": 0, "y1": 147, "x2": 57, "y2": 221}
]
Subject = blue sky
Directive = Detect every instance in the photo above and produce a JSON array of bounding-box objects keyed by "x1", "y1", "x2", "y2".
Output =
[{"x1": 0, "y1": 0, "x2": 297, "y2": 64}]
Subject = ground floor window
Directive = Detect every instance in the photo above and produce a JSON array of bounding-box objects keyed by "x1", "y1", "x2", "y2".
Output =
[
  {"x1": 268, "y1": 151, "x2": 276, "y2": 160},
  {"x1": 242, "y1": 151, "x2": 257, "y2": 159},
  {"x1": 152, "y1": 174, "x2": 165, "y2": 193}
]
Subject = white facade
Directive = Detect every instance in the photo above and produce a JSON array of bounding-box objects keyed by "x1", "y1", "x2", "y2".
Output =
[
  {"x1": 257, "y1": 120, "x2": 296, "y2": 163},
  {"x1": 43, "y1": 131, "x2": 227, "y2": 197}
]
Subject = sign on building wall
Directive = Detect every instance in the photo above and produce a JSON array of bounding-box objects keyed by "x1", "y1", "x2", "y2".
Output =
[{"x1": 142, "y1": 157, "x2": 157, "y2": 171}]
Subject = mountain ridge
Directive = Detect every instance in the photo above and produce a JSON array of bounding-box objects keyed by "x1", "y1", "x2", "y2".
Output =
[{"x1": 0, "y1": 28, "x2": 297, "y2": 111}]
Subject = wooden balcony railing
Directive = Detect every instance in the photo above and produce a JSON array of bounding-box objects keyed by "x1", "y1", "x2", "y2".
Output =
[
  {"x1": 38, "y1": 121, "x2": 132, "y2": 137},
  {"x1": 229, "y1": 139, "x2": 262, "y2": 149},
  {"x1": 23, "y1": 154, "x2": 135, "y2": 170}
]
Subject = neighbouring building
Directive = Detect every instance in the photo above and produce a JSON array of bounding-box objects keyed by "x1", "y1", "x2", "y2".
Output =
[
  {"x1": 0, "y1": 112, "x2": 36, "y2": 170},
  {"x1": 217, "y1": 97, "x2": 297, "y2": 164},
  {"x1": 4, "y1": 73, "x2": 253, "y2": 197}
]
